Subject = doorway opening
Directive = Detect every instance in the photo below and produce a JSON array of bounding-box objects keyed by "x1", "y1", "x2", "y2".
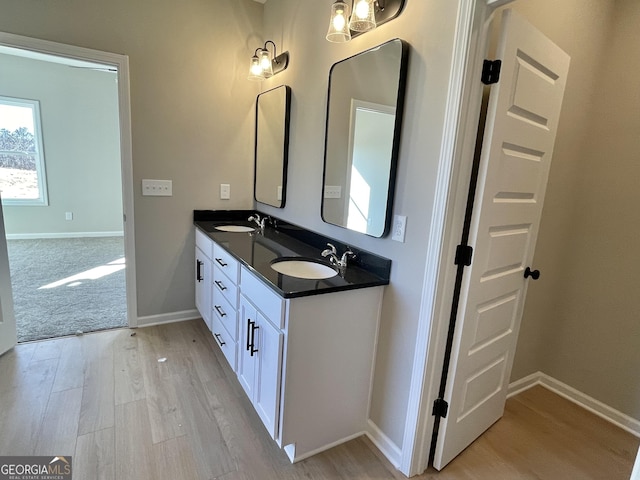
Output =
[
  {"x1": 0, "y1": 33, "x2": 137, "y2": 344},
  {"x1": 406, "y1": 0, "x2": 640, "y2": 475}
]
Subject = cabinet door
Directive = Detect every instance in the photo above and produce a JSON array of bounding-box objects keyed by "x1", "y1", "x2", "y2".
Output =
[
  {"x1": 254, "y1": 312, "x2": 283, "y2": 439},
  {"x1": 237, "y1": 296, "x2": 257, "y2": 399},
  {"x1": 195, "y1": 246, "x2": 212, "y2": 331}
]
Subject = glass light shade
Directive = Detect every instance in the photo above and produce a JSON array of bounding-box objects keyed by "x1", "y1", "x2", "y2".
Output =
[
  {"x1": 349, "y1": 0, "x2": 376, "y2": 32},
  {"x1": 326, "y1": 1, "x2": 351, "y2": 43},
  {"x1": 259, "y1": 49, "x2": 274, "y2": 77},
  {"x1": 248, "y1": 55, "x2": 264, "y2": 81}
]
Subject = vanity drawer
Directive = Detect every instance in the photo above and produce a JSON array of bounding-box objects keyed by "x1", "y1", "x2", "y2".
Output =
[
  {"x1": 211, "y1": 313, "x2": 236, "y2": 371},
  {"x1": 213, "y1": 243, "x2": 240, "y2": 284},
  {"x1": 212, "y1": 288, "x2": 238, "y2": 341},
  {"x1": 195, "y1": 229, "x2": 213, "y2": 259},
  {"x1": 241, "y1": 266, "x2": 284, "y2": 329},
  {"x1": 213, "y1": 265, "x2": 239, "y2": 306}
]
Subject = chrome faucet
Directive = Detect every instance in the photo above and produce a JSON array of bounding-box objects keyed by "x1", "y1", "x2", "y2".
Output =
[
  {"x1": 321, "y1": 243, "x2": 355, "y2": 269},
  {"x1": 248, "y1": 214, "x2": 266, "y2": 230}
]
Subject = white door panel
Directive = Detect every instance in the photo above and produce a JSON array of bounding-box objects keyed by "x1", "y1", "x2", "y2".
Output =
[
  {"x1": 433, "y1": 9, "x2": 570, "y2": 469},
  {"x1": 0, "y1": 198, "x2": 17, "y2": 356}
]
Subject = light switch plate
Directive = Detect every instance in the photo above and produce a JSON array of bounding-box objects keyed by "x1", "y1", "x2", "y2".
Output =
[
  {"x1": 392, "y1": 215, "x2": 407, "y2": 242},
  {"x1": 142, "y1": 179, "x2": 172, "y2": 196},
  {"x1": 220, "y1": 183, "x2": 230, "y2": 200},
  {"x1": 324, "y1": 185, "x2": 342, "y2": 199}
]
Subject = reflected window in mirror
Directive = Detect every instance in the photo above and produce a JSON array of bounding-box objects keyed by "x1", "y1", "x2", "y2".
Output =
[
  {"x1": 255, "y1": 85, "x2": 291, "y2": 208},
  {"x1": 322, "y1": 39, "x2": 408, "y2": 237}
]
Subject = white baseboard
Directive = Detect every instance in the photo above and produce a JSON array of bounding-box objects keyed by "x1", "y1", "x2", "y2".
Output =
[
  {"x1": 509, "y1": 371, "x2": 640, "y2": 438},
  {"x1": 366, "y1": 419, "x2": 402, "y2": 469},
  {"x1": 136, "y1": 309, "x2": 201, "y2": 328},
  {"x1": 507, "y1": 371, "x2": 541, "y2": 398},
  {"x1": 7, "y1": 231, "x2": 124, "y2": 240},
  {"x1": 285, "y1": 431, "x2": 367, "y2": 463}
]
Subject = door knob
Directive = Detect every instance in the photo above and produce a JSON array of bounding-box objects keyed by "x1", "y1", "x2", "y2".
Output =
[{"x1": 524, "y1": 267, "x2": 540, "y2": 280}]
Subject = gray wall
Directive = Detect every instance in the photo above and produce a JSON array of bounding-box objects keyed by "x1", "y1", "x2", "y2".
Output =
[
  {"x1": 0, "y1": 0, "x2": 264, "y2": 317},
  {"x1": 510, "y1": 0, "x2": 640, "y2": 420},
  {"x1": 0, "y1": 54, "x2": 122, "y2": 235}
]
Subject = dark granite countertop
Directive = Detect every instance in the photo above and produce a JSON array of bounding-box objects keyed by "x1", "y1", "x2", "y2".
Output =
[{"x1": 194, "y1": 210, "x2": 390, "y2": 299}]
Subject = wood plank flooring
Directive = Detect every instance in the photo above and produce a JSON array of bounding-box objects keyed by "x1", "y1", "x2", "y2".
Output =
[{"x1": 0, "y1": 319, "x2": 637, "y2": 479}]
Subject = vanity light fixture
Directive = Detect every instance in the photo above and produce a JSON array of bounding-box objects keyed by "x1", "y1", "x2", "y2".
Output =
[
  {"x1": 248, "y1": 40, "x2": 289, "y2": 81},
  {"x1": 325, "y1": 0, "x2": 405, "y2": 43}
]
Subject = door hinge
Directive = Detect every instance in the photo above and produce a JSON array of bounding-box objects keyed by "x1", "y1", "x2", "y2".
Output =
[
  {"x1": 455, "y1": 245, "x2": 473, "y2": 266},
  {"x1": 481, "y1": 59, "x2": 502, "y2": 85},
  {"x1": 432, "y1": 398, "x2": 449, "y2": 418}
]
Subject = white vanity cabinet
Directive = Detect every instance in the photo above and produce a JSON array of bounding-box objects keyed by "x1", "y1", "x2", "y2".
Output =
[
  {"x1": 195, "y1": 229, "x2": 213, "y2": 331},
  {"x1": 238, "y1": 293, "x2": 284, "y2": 439},
  {"x1": 237, "y1": 265, "x2": 384, "y2": 463},
  {"x1": 211, "y1": 243, "x2": 240, "y2": 371},
  {"x1": 195, "y1": 229, "x2": 385, "y2": 463}
]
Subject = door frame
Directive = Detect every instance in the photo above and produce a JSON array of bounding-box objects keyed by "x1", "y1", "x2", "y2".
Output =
[
  {"x1": 400, "y1": 0, "x2": 516, "y2": 475},
  {"x1": 0, "y1": 32, "x2": 138, "y2": 329}
]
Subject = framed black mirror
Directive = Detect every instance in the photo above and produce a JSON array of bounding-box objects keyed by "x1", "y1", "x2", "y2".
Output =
[
  {"x1": 322, "y1": 39, "x2": 408, "y2": 237},
  {"x1": 255, "y1": 85, "x2": 291, "y2": 208}
]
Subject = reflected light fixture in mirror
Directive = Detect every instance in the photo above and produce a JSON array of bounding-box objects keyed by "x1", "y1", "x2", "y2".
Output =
[
  {"x1": 248, "y1": 40, "x2": 289, "y2": 81},
  {"x1": 326, "y1": 0, "x2": 405, "y2": 43}
]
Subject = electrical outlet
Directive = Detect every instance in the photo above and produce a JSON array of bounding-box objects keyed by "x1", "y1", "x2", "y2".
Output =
[
  {"x1": 392, "y1": 215, "x2": 407, "y2": 242},
  {"x1": 220, "y1": 184, "x2": 230, "y2": 200},
  {"x1": 65, "y1": 212, "x2": 73, "y2": 221},
  {"x1": 142, "y1": 179, "x2": 172, "y2": 196},
  {"x1": 324, "y1": 185, "x2": 342, "y2": 199}
]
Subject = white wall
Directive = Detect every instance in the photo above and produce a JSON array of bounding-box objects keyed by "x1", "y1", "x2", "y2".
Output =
[{"x1": 0, "y1": 53, "x2": 122, "y2": 235}]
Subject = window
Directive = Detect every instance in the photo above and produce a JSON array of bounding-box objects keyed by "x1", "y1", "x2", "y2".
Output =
[{"x1": 0, "y1": 96, "x2": 48, "y2": 205}]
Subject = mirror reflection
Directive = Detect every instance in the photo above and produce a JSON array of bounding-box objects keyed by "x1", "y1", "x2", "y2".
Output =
[
  {"x1": 255, "y1": 85, "x2": 291, "y2": 208},
  {"x1": 322, "y1": 39, "x2": 408, "y2": 237}
]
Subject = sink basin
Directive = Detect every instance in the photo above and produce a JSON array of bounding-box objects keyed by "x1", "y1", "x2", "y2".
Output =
[
  {"x1": 270, "y1": 257, "x2": 338, "y2": 280},
  {"x1": 214, "y1": 225, "x2": 255, "y2": 233}
]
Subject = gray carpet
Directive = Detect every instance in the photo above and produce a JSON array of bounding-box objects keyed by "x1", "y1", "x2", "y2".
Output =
[{"x1": 6, "y1": 237, "x2": 127, "y2": 343}]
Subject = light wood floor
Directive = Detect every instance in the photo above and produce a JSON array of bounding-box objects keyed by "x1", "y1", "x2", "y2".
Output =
[{"x1": 0, "y1": 319, "x2": 637, "y2": 479}]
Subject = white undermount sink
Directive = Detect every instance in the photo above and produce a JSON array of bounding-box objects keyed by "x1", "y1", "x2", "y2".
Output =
[
  {"x1": 214, "y1": 225, "x2": 255, "y2": 233},
  {"x1": 270, "y1": 257, "x2": 338, "y2": 280}
]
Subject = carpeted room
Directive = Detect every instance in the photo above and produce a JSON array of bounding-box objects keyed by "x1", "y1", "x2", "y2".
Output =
[
  {"x1": 7, "y1": 237, "x2": 126, "y2": 342},
  {"x1": 1, "y1": 48, "x2": 127, "y2": 342}
]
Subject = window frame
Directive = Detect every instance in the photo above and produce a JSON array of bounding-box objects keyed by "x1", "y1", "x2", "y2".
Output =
[{"x1": 0, "y1": 96, "x2": 49, "y2": 206}]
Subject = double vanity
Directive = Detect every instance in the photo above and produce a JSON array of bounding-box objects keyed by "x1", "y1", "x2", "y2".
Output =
[
  {"x1": 192, "y1": 36, "x2": 408, "y2": 463},
  {"x1": 194, "y1": 209, "x2": 391, "y2": 462}
]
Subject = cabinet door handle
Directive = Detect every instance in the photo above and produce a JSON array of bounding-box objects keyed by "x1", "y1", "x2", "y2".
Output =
[
  {"x1": 214, "y1": 333, "x2": 226, "y2": 346},
  {"x1": 215, "y1": 258, "x2": 228, "y2": 267},
  {"x1": 246, "y1": 319, "x2": 253, "y2": 352},
  {"x1": 250, "y1": 323, "x2": 259, "y2": 357},
  {"x1": 214, "y1": 280, "x2": 227, "y2": 291},
  {"x1": 214, "y1": 305, "x2": 226, "y2": 317},
  {"x1": 196, "y1": 259, "x2": 203, "y2": 282}
]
